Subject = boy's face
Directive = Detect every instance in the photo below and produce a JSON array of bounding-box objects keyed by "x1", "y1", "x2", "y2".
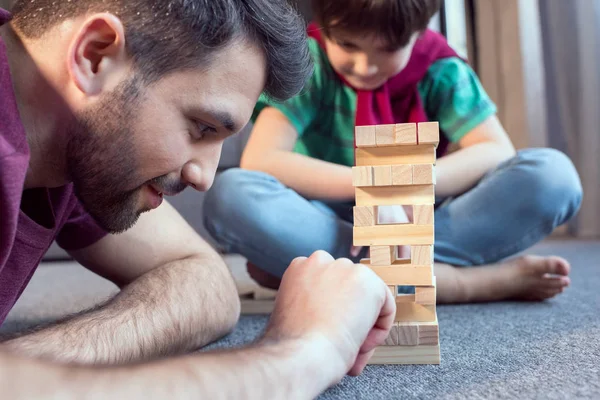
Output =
[{"x1": 324, "y1": 30, "x2": 419, "y2": 90}]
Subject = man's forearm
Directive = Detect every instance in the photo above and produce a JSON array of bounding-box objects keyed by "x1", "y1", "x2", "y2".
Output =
[
  {"x1": 1, "y1": 337, "x2": 341, "y2": 400},
  {"x1": 2, "y1": 255, "x2": 240, "y2": 364}
]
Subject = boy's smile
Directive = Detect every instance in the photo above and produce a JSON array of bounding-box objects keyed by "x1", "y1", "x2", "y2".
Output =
[{"x1": 323, "y1": 31, "x2": 419, "y2": 90}]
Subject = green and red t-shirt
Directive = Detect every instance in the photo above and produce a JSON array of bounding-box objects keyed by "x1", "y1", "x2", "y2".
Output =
[{"x1": 252, "y1": 35, "x2": 497, "y2": 167}]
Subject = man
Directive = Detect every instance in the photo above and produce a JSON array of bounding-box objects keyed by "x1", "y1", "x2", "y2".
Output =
[{"x1": 0, "y1": 0, "x2": 394, "y2": 394}]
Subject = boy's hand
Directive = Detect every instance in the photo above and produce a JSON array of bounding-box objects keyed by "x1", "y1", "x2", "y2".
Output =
[{"x1": 264, "y1": 251, "x2": 396, "y2": 380}]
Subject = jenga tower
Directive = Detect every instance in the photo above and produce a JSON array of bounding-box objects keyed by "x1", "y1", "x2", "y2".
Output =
[{"x1": 353, "y1": 122, "x2": 440, "y2": 365}]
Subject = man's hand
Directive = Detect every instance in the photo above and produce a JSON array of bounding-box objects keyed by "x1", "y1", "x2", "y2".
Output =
[{"x1": 265, "y1": 250, "x2": 396, "y2": 380}]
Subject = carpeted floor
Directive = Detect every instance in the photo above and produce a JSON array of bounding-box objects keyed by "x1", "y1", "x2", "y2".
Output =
[{"x1": 2, "y1": 240, "x2": 599, "y2": 399}]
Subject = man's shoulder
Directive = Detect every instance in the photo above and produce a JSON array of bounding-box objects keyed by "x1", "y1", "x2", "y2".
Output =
[{"x1": 0, "y1": 36, "x2": 29, "y2": 160}]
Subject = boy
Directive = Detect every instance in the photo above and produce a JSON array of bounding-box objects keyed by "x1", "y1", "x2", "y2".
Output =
[{"x1": 204, "y1": 0, "x2": 582, "y2": 303}]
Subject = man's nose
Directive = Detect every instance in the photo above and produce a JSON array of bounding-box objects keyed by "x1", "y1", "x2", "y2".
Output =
[{"x1": 182, "y1": 141, "x2": 224, "y2": 191}]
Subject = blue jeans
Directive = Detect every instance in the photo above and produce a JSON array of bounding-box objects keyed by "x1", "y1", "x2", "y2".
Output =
[{"x1": 203, "y1": 149, "x2": 583, "y2": 277}]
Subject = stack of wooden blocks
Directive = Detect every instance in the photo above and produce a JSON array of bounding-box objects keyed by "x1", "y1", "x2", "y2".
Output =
[{"x1": 353, "y1": 122, "x2": 440, "y2": 365}]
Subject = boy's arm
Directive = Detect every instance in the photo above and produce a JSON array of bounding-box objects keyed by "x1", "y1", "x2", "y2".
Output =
[
  {"x1": 241, "y1": 107, "x2": 355, "y2": 201},
  {"x1": 435, "y1": 114, "x2": 516, "y2": 197}
]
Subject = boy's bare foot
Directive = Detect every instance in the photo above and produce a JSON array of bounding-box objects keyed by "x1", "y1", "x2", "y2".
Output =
[{"x1": 436, "y1": 255, "x2": 571, "y2": 303}]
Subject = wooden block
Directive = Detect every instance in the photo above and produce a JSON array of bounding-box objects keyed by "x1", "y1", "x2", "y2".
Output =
[
  {"x1": 352, "y1": 166, "x2": 373, "y2": 187},
  {"x1": 395, "y1": 302, "x2": 437, "y2": 323},
  {"x1": 373, "y1": 165, "x2": 392, "y2": 186},
  {"x1": 354, "y1": 224, "x2": 434, "y2": 246},
  {"x1": 413, "y1": 164, "x2": 435, "y2": 185},
  {"x1": 396, "y1": 294, "x2": 415, "y2": 303},
  {"x1": 355, "y1": 185, "x2": 435, "y2": 207},
  {"x1": 353, "y1": 206, "x2": 377, "y2": 227},
  {"x1": 415, "y1": 286, "x2": 436, "y2": 305},
  {"x1": 388, "y1": 285, "x2": 397, "y2": 297},
  {"x1": 391, "y1": 165, "x2": 413, "y2": 185},
  {"x1": 355, "y1": 145, "x2": 436, "y2": 166},
  {"x1": 418, "y1": 320, "x2": 439, "y2": 345},
  {"x1": 411, "y1": 245, "x2": 433, "y2": 265},
  {"x1": 370, "y1": 245, "x2": 397, "y2": 266},
  {"x1": 394, "y1": 123, "x2": 418, "y2": 145},
  {"x1": 384, "y1": 323, "x2": 399, "y2": 345},
  {"x1": 413, "y1": 205, "x2": 434, "y2": 225},
  {"x1": 240, "y1": 299, "x2": 275, "y2": 314},
  {"x1": 355, "y1": 125, "x2": 377, "y2": 147},
  {"x1": 418, "y1": 122, "x2": 440, "y2": 147},
  {"x1": 397, "y1": 323, "x2": 419, "y2": 345},
  {"x1": 375, "y1": 124, "x2": 395, "y2": 146},
  {"x1": 370, "y1": 344, "x2": 440, "y2": 364},
  {"x1": 366, "y1": 264, "x2": 434, "y2": 286}
]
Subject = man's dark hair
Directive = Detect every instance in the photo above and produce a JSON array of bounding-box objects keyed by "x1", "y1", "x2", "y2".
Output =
[
  {"x1": 311, "y1": 0, "x2": 441, "y2": 49},
  {"x1": 10, "y1": 0, "x2": 312, "y2": 101}
]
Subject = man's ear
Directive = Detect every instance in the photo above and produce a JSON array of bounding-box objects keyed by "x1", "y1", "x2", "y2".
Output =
[{"x1": 68, "y1": 13, "x2": 128, "y2": 96}]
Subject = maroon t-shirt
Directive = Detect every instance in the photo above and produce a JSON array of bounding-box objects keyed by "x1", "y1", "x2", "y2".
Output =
[{"x1": 0, "y1": 9, "x2": 107, "y2": 324}]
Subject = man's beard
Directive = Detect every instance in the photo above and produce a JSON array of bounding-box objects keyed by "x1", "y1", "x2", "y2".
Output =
[{"x1": 66, "y1": 78, "x2": 150, "y2": 234}]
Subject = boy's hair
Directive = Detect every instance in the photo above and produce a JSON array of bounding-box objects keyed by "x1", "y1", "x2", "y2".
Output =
[
  {"x1": 311, "y1": 0, "x2": 441, "y2": 48},
  {"x1": 10, "y1": 0, "x2": 311, "y2": 101}
]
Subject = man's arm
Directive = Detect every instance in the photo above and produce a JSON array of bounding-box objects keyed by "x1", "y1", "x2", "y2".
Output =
[
  {"x1": 1, "y1": 252, "x2": 396, "y2": 399},
  {"x1": 0, "y1": 338, "x2": 335, "y2": 400},
  {"x1": 2, "y1": 200, "x2": 240, "y2": 364}
]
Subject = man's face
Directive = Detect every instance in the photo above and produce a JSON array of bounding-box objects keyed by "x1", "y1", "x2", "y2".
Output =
[
  {"x1": 324, "y1": 30, "x2": 418, "y2": 91},
  {"x1": 67, "y1": 40, "x2": 266, "y2": 233}
]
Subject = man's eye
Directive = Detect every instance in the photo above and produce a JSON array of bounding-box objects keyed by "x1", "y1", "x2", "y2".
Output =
[{"x1": 192, "y1": 121, "x2": 217, "y2": 140}]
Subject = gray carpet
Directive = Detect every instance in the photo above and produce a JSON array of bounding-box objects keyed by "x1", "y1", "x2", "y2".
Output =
[{"x1": 2, "y1": 240, "x2": 599, "y2": 399}]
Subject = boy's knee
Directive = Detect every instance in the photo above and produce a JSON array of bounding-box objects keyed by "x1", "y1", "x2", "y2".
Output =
[
  {"x1": 517, "y1": 148, "x2": 583, "y2": 223},
  {"x1": 203, "y1": 168, "x2": 282, "y2": 236}
]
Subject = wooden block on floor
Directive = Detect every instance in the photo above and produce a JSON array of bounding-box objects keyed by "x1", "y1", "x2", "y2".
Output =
[
  {"x1": 394, "y1": 123, "x2": 418, "y2": 145},
  {"x1": 240, "y1": 299, "x2": 275, "y2": 314},
  {"x1": 395, "y1": 302, "x2": 437, "y2": 323},
  {"x1": 355, "y1": 185, "x2": 435, "y2": 207},
  {"x1": 413, "y1": 164, "x2": 435, "y2": 185},
  {"x1": 418, "y1": 122, "x2": 440, "y2": 147},
  {"x1": 352, "y1": 166, "x2": 373, "y2": 187},
  {"x1": 411, "y1": 245, "x2": 433, "y2": 265},
  {"x1": 397, "y1": 323, "x2": 419, "y2": 345},
  {"x1": 355, "y1": 145, "x2": 436, "y2": 166},
  {"x1": 373, "y1": 165, "x2": 393, "y2": 186},
  {"x1": 415, "y1": 286, "x2": 436, "y2": 305},
  {"x1": 413, "y1": 205, "x2": 434, "y2": 225},
  {"x1": 375, "y1": 124, "x2": 395, "y2": 146},
  {"x1": 384, "y1": 322, "x2": 399, "y2": 345},
  {"x1": 369, "y1": 343, "x2": 440, "y2": 364},
  {"x1": 355, "y1": 125, "x2": 377, "y2": 147},
  {"x1": 364, "y1": 263, "x2": 434, "y2": 286},
  {"x1": 354, "y1": 224, "x2": 434, "y2": 246},
  {"x1": 391, "y1": 165, "x2": 413, "y2": 185},
  {"x1": 353, "y1": 206, "x2": 377, "y2": 227},
  {"x1": 370, "y1": 245, "x2": 397, "y2": 266}
]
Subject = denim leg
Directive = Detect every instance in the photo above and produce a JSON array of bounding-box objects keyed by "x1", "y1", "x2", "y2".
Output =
[
  {"x1": 203, "y1": 168, "x2": 358, "y2": 278},
  {"x1": 434, "y1": 148, "x2": 583, "y2": 266}
]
